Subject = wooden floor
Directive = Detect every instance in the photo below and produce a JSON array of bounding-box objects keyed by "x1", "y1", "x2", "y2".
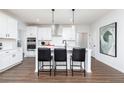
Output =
[{"x1": 0, "y1": 57, "x2": 124, "y2": 83}]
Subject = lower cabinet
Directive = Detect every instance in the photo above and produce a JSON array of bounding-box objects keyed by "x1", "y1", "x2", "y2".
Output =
[
  {"x1": 0, "y1": 51, "x2": 11, "y2": 70},
  {"x1": 25, "y1": 50, "x2": 35, "y2": 57},
  {"x1": 0, "y1": 48, "x2": 23, "y2": 72}
]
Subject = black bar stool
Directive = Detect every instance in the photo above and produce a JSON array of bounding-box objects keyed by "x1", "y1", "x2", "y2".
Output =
[
  {"x1": 38, "y1": 48, "x2": 53, "y2": 76},
  {"x1": 70, "y1": 48, "x2": 86, "y2": 76},
  {"x1": 54, "y1": 48, "x2": 67, "y2": 76}
]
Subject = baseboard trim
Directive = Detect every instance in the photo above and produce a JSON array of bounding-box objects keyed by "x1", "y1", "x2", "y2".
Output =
[
  {"x1": 93, "y1": 57, "x2": 124, "y2": 73},
  {"x1": 0, "y1": 61, "x2": 22, "y2": 73}
]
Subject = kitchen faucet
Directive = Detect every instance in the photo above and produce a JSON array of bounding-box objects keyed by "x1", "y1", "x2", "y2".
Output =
[{"x1": 62, "y1": 40, "x2": 67, "y2": 49}]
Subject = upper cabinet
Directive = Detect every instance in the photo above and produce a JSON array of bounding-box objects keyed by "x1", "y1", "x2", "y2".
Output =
[
  {"x1": 0, "y1": 13, "x2": 8, "y2": 38},
  {"x1": 26, "y1": 26, "x2": 37, "y2": 37},
  {"x1": 7, "y1": 16, "x2": 17, "y2": 39},
  {"x1": 38, "y1": 27, "x2": 52, "y2": 40},
  {"x1": 62, "y1": 26, "x2": 76, "y2": 40},
  {"x1": 0, "y1": 12, "x2": 17, "y2": 39}
]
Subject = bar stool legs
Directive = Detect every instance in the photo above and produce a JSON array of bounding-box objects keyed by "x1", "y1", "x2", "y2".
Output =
[
  {"x1": 38, "y1": 61, "x2": 39, "y2": 77},
  {"x1": 50, "y1": 61, "x2": 51, "y2": 76},
  {"x1": 66, "y1": 61, "x2": 68, "y2": 76},
  {"x1": 72, "y1": 61, "x2": 73, "y2": 76},
  {"x1": 84, "y1": 62, "x2": 86, "y2": 77},
  {"x1": 54, "y1": 61, "x2": 56, "y2": 76}
]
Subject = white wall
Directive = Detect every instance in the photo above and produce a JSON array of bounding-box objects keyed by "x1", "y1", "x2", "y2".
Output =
[
  {"x1": 90, "y1": 10, "x2": 124, "y2": 73},
  {"x1": 76, "y1": 25, "x2": 90, "y2": 33}
]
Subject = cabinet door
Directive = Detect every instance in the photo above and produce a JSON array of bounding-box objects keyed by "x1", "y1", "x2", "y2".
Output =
[
  {"x1": 16, "y1": 49, "x2": 23, "y2": 62},
  {"x1": 11, "y1": 50, "x2": 17, "y2": 65},
  {"x1": 7, "y1": 16, "x2": 17, "y2": 39},
  {"x1": 0, "y1": 12, "x2": 7, "y2": 38},
  {"x1": 45, "y1": 29, "x2": 52, "y2": 40},
  {"x1": 26, "y1": 27, "x2": 37, "y2": 37},
  {"x1": 10, "y1": 49, "x2": 23, "y2": 65},
  {"x1": 0, "y1": 51, "x2": 11, "y2": 70},
  {"x1": 38, "y1": 27, "x2": 51, "y2": 40},
  {"x1": 62, "y1": 27, "x2": 75, "y2": 40},
  {"x1": 0, "y1": 52, "x2": 5, "y2": 70}
]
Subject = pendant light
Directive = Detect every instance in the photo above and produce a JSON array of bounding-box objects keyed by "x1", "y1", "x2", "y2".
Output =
[
  {"x1": 52, "y1": 9, "x2": 55, "y2": 35},
  {"x1": 72, "y1": 9, "x2": 75, "y2": 34},
  {"x1": 52, "y1": 9, "x2": 55, "y2": 25},
  {"x1": 72, "y1": 9, "x2": 75, "y2": 25}
]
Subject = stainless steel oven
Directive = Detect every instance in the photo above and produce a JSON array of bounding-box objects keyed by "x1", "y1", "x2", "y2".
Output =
[{"x1": 27, "y1": 38, "x2": 36, "y2": 51}]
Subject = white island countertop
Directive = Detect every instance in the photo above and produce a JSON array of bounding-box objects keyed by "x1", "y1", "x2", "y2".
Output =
[{"x1": 37, "y1": 45, "x2": 84, "y2": 51}]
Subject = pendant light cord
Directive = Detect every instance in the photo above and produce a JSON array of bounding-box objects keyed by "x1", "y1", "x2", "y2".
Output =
[
  {"x1": 52, "y1": 9, "x2": 55, "y2": 24},
  {"x1": 72, "y1": 9, "x2": 75, "y2": 25}
]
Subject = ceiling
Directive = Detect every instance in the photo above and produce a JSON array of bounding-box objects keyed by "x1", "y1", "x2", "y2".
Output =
[{"x1": 5, "y1": 9, "x2": 113, "y2": 25}]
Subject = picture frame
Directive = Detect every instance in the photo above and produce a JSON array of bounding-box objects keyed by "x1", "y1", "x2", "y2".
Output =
[{"x1": 99, "y1": 22, "x2": 117, "y2": 57}]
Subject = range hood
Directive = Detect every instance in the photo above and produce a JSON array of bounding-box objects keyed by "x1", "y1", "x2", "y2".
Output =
[{"x1": 52, "y1": 24, "x2": 62, "y2": 37}]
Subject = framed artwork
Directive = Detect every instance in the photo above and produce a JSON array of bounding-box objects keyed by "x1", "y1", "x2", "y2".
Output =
[{"x1": 100, "y1": 22, "x2": 117, "y2": 57}]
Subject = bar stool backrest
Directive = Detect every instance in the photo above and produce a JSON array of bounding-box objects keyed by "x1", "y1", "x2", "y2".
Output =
[
  {"x1": 38, "y1": 48, "x2": 51, "y2": 61},
  {"x1": 54, "y1": 48, "x2": 67, "y2": 61},
  {"x1": 72, "y1": 48, "x2": 85, "y2": 61}
]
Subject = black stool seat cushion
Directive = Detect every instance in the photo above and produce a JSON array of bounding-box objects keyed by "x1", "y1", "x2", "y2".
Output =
[
  {"x1": 72, "y1": 48, "x2": 85, "y2": 61},
  {"x1": 54, "y1": 48, "x2": 67, "y2": 61},
  {"x1": 38, "y1": 48, "x2": 51, "y2": 61}
]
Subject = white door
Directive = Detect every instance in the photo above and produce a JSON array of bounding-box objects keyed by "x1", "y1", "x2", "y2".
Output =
[{"x1": 76, "y1": 32, "x2": 88, "y2": 48}]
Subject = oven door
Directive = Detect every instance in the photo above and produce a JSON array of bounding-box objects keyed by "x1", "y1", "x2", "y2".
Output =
[{"x1": 27, "y1": 44, "x2": 36, "y2": 51}]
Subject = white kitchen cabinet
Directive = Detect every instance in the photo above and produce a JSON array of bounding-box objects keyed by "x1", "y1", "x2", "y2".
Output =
[
  {"x1": 0, "y1": 12, "x2": 17, "y2": 39},
  {"x1": 38, "y1": 27, "x2": 52, "y2": 40},
  {"x1": 62, "y1": 26, "x2": 75, "y2": 40},
  {"x1": 7, "y1": 16, "x2": 17, "y2": 39},
  {"x1": 0, "y1": 51, "x2": 11, "y2": 70},
  {"x1": 0, "y1": 48, "x2": 23, "y2": 72},
  {"x1": 11, "y1": 49, "x2": 23, "y2": 64},
  {"x1": 25, "y1": 50, "x2": 35, "y2": 57},
  {"x1": 16, "y1": 48, "x2": 23, "y2": 62},
  {"x1": 26, "y1": 26, "x2": 37, "y2": 37},
  {"x1": 0, "y1": 12, "x2": 8, "y2": 38}
]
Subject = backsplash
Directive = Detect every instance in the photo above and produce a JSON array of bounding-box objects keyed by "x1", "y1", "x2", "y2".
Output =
[
  {"x1": 0, "y1": 39, "x2": 17, "y2": 50},
  {"x1": 38, "y1": 36, "x2": 76, "y2": 47}
]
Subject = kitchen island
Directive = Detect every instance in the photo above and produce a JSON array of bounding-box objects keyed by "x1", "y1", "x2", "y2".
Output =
[{"x1": 35, "y1": 45, "x2": 92, "y2": 73}]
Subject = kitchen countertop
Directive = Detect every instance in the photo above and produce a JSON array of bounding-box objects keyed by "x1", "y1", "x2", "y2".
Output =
[
  {"x1": 37, "y1": 45, "x2": 89, "y2": 51},
  {"x1": 0, "y1": 47, "x2": 22, "y2": 52}
]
